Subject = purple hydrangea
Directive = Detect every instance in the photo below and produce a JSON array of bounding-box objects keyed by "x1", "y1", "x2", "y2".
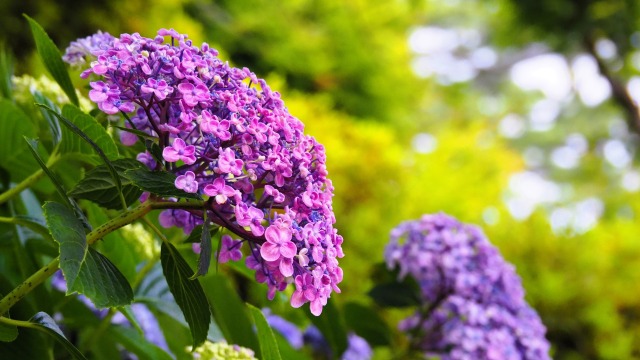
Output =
[
  {"x1": 65, "y1": 29, "x2": 343, "y2": 315},
  {"x1": 62, "y1": 31, "x2": 115, "y2": 67},
  {"x1": 385, "y1": 214, "x2": 550, "y2": 360}
]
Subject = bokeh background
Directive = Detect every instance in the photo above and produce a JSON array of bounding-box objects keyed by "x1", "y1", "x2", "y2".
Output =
[{"x1": 3, "y1": 0, "x2": 640, "y2": 358}]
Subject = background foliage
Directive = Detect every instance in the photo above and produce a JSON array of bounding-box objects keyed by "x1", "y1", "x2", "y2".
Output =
[{"x1": 2, "y1": 0, "x2": 640, "y2": 359}]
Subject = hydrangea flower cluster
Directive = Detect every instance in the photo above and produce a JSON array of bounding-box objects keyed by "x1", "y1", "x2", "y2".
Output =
[
  {"x1": 385, "y1": 214, "x2": 550, "y2": 360},
  {"x1": 64, "y1": 29, "x2": 343, "y2": 315},
  {"x1": 190, "y1": 341, "x2": 257, "y2": 360},
  {"x1": 62, "y1": 31, "x2": 115, "y2": 67}
]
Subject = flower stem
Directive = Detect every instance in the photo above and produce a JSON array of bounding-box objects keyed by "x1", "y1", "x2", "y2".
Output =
[
  {"x1": 0, "y1": 257, "x2": 59, "y2": 316},
  {"x1": 0, "y1": 151, "x2": 61, "y2": 206},
  {"x1": 0, "y1": 315, "x2": 36, "y2": 328},
  {"x1": 0, "y1": 199, "x2": 205, "y2": 316},
  {"x1": 0, "y1": 169, "x2": 45, "y2": 206}
]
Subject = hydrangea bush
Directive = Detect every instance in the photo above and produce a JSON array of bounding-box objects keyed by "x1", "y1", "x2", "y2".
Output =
[
  {"x1": 0, "y1": 16, "x2": 550, "y2": 360},
  {"x1": 384, "y1": 213, "x2": 551, "y2": 359}
]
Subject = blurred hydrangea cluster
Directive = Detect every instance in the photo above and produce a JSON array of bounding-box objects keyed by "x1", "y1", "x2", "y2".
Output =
[
  {"x1": 190, "y1": 341, "x2": 257, "y2": 360},
  {"x1": 63, "y1": 29, "x2": 343, "y2": 315},
  {"x1": 385, "y1": 213, "x2": 550, "y2": 359}
]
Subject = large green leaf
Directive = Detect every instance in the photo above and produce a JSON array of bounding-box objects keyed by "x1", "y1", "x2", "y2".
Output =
[
  {"x1": 71, "y1": 248, "x2": 133, "y2": 308},
  {"x1": 343, "y1": 302, "x2": 391, "y2": 346},
  {"x1": 125, "y1": 168, "x2": 202, "y2": 200},
  {"x1": 160, "y1": 242, "x2": 210, "y2": 347},
  {"x1": 135, "y1": 262, "x2": 223, "y2": 343},
  {"x1": 60, "y1": 104, "x2": 119, "y2": 161},
  {"x1": 29, "y1": 312, "x2": 87, "y2": 360},
  {"x1": 201, "y1": 274, "x2": 259, "y2": 355},
  {"x1": 69, "y1": 159, "x2": 143, "y2": 209},
  {"x1": 247, "y1": 304, "x2": 282, "y2": 360},
  {"x1": 305, "y1": 299, "x2": 348, "y2": 357},
  {"x1": 0, "y1": 99, "x2": 39, "y2": 181},
  {"x1": 43, "y1": 201, "x2": 87, "y2": 291},
  {"x1": 24, "y1": 15, "x2": 79, "y2": 106}
]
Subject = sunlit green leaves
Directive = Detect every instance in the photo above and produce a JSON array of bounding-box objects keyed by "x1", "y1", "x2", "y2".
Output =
[
  {"x1": 0, "y1": 99, "x2": 39, "y2": 181},
  {"x1": 59, "y1": 104, "x2": 118, "y2": 161},
  {"x1": 24, "y1": 15, "x2": 79, "y2": 106},
  {"x1": 160, "y1": 242, "x2": 210, "y2": 348}
]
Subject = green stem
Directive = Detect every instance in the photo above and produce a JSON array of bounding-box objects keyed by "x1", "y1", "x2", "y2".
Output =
[
  {"x1": 0, "y1": 199, "x2": 205, "y2": 315},
  {"x1": 0, "y1": 257, "x2": 59, "y2": 316},
  {"x1": 0, "y1": 151, "x2": 60, "y2": 206},
  {"x1": 0, "y1": 169, "x2": 45, "y2": 205},
  {"x1": 0, "y1": 315, "x2": 36, "y2": 328}
]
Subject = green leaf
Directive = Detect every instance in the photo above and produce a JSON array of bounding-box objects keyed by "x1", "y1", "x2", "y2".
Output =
[
  {"x1": 367, "y1": 281, "x2": 422, "y2": 308},
  {"x1": 247, "y1": 304, "x2": 282, "y2": 360},
  {"x1": 24, "y1": 15, "x2": 79, "y2": 106},
  {"x1": 85, "y1": 203, "x2": 139, "y2": 283},
  {"x1": 69, "y1": 159, "x2": 143, "y2": 209},
  {"x1": 60, "y1": 104, "x2": 119, "y2": 161},
  {"x1": 43, "y1": 201, "x2": 87, "y2": 291},
  {"x1": 0, "y1": 45, "x2": 13, "y2": 99},
  {"x1": 40, "y1": 103, "x2": 125, "y2": 209},
  {"x1": 107, "y1": 325, "x2": 173, "y2": 360},
  {"x1": 125, "y1": 168, "x2": 202, "y2": 200},
  {"x1": 29, "y1": 312, "x2": 87, "y2": 360},
  {"x1": 343, "y1": 302, "x2": 391, "y2": 346},
  {"x1": 160, "y1": 242, "x2": 210, "y2": 347},
  {"x1": 0, "y1": 317, "x2": 18, "y2": 342},
  {"x1": 201, "y1": 274, "x2": 259, "y2": 355},
  {"x1": 32, "y1": 91, "x2": 62, "y2": 146},
  {"x1": 305, "y1": 299, "x2": 348, "y2": 357},
  {"x1": 135, "y1": 262, "x2": 224, "y2": 342},
  {"x1": 71, "y1": 248, "x2": 133, "y2": 308},
  {"x1": 191, "y1": 213, "x2": 212, "y2": 278},
  {"x1": 0, "y1": 99, "x2": 39, "y2": 181},
  {"x1": 117, "y1": 306, "x2": 144, "y2": 335}
]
